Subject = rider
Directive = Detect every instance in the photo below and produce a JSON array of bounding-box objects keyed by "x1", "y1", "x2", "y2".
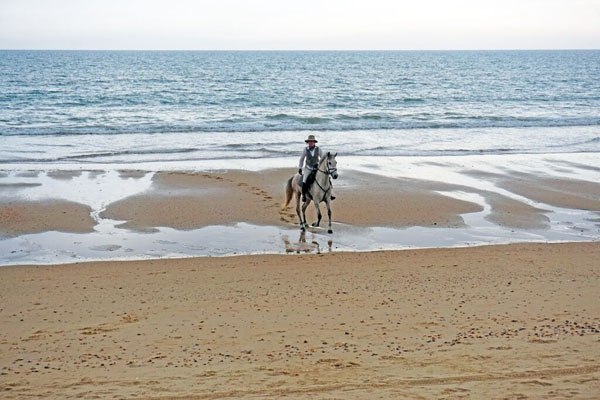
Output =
[{"x1": 298, "y1": 134, "x2": 335, "y2": 202}]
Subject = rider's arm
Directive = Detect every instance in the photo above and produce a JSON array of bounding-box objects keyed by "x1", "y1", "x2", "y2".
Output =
[{"x1": 298, "y1": 148, "x2": 306, "y2": 169}]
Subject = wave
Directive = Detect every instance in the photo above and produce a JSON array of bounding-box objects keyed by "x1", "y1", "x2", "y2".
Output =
[
  {"x1": 219, "y1": 141, "x2": 297, "y2": 149},
  {"x1": 546, "y1": 136, "x2": 600, "y2": 148},
  {"x1": 1, "y1": 117, "x2": 599, "y2": 137},
  {"x1": 260, "y1": 113, "x2": 387, "y2": 123},
  {"x1": 265, "y1": 114, "x2": 331, "y2": 124},
  {"x1": 0, "y1": 148, "x2": 200, "y2": 163},
  {"x1": 336, "y1": 114, "x2": 383, "y2": 120},
  {"x1": 66, "y1": 148, "x2": 198, "y2": 159},
  {"x1": 4, "y1": 147, "x2": 600, "y2": 165}
]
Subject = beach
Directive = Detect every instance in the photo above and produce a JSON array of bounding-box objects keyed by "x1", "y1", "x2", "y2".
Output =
[
  {"x1": 1, "y1": 49, "x2": 600, "y2": 398},
  {"x1": 1, "y1": 155, "x2": 600, "y2": 398},
  {"x1": 1, "y1": 243, "x2": 599, "y2": 398}
]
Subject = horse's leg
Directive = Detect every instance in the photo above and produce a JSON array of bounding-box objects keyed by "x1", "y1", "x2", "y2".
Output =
[
  {"x1": 301, "y1": 198, "x2": 310, "y2": 227},
  {"x1": 295, "y1": 190, "x2": 305, "y2": 231},
  {"x1": 312, "y1": 200, "x2": 322, "y2": 227},
  {"x1": 326, "y1": 197, "x2": 333, "y2": 234}
]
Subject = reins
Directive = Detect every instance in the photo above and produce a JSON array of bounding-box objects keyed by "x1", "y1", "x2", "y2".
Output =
[{"x1": 313, "y1": 159, "x2": 335, "y2": 195}]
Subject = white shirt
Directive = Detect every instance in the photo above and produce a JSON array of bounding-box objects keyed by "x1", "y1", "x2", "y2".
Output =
[{"x1": 298, "y1": 146, "x2": 322, "y2": 169}]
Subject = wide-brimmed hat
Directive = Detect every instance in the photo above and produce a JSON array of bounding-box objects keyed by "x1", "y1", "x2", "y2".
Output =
[{"x1": 305, "y1": 135, "x2": 318, "y2": 143}]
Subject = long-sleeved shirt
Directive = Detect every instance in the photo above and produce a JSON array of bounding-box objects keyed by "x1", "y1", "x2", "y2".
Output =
[{"x1": 298, "y1": 146, "x2": 322, "y2": 169}]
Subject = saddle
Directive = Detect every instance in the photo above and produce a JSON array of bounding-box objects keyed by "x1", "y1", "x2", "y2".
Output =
[{"x1": 305, "y1": 169, "x2": 317, "y2": 188}]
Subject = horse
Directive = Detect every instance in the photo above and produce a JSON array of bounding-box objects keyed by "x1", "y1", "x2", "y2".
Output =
[{"x1": 282, "y1": 152, "x2": 338, "y2": 233}]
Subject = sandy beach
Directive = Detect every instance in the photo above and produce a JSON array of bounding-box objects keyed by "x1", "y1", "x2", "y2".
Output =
[
  {"x1": 1, "y1": 156, "x2": 599, "y2": 398},
  {"x1": 1, "y1": 242, "x2": 599, "y2": 398},
  {"x1": 1, "y1": 39, "x2": 600, "y2": 400}
]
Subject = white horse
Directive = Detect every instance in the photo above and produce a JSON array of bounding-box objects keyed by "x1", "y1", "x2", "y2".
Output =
[{"x1": 282, "y1": 152, "x2": 338, "y2": 233}]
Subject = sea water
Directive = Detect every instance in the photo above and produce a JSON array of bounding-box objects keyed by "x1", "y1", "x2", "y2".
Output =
[{"x1": 1, "y1": 50, "x2": 599, "y2": 165}]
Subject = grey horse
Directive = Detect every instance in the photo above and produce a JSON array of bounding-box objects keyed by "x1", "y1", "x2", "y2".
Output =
[{"x1": 282, "y1": 152, "x2": 338, "y2": 233}]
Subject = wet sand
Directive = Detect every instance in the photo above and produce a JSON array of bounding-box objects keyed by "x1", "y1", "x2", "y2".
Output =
[
  {"x1": 1, "y1": 242, "x2": 599, "y2": 399},
  {"x1": 99, "y1": 170, "x2": 291, "y2": 231},
  {"x1": 465, "y1": 170, "x2": 600, "y2": 212},
  {"x1": 100, "y1": 169, "x2": 485, "y2": 232},
  {"x1": 98, "y1": 168, "x2": 582, "y2": 233},
  {"x1": 0, "y1": 200, "x2": 94, "y2": 237},
  {"x1": 1, "y1": 164, "x2": 598, "y2": 242}
]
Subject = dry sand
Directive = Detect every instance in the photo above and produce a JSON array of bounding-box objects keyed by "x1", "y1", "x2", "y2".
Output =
[{"x1": 1, "y1": 242, "x2": 598, "y2": 399}]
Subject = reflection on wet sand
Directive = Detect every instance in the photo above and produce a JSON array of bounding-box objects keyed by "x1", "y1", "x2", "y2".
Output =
[{"x1": 283, "y1": 230, "x2": 333, "y2": 254}]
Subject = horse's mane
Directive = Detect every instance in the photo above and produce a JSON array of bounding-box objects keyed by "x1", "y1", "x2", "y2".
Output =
[{"x1": 318, "y1": 153, "x2": 329, "y2": 169}]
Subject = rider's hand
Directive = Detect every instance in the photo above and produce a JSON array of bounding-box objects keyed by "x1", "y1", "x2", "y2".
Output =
[{"x1": 298, "y1": 168, "x2": 302, "y2": 175}]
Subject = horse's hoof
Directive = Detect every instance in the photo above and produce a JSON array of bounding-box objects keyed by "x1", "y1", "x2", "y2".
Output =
[
  {"x1": 328, "y1": 229, "x2": 333, "y2": 234},
  {"x1": 312, "y1": 222, "x2": 319, "y2": 227},
  {"x1": 301, "y1": 226, "x2": 306, "y2": 232}
]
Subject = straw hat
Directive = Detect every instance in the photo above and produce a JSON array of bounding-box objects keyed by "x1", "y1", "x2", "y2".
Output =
[{"x1": 304, "y1": 135, "x2": 318, "y2": 143}]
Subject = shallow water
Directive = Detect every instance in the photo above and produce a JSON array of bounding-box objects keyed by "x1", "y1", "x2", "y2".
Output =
[{"x1": 1, "y1": 210, "x2": 598, "y2": 266}]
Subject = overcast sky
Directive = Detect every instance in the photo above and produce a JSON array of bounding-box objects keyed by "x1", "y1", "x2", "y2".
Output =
[{"x1": 1, "y1": 0, "x2": 599, "y2": 50}]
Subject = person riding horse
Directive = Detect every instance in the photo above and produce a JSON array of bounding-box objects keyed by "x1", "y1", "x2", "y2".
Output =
[
  {"x1": 282, "y1": 137, "x2": 338, "y2": 233},
  {"x1": 298, "y1": 135, "x2": 335, "y2": 202}
]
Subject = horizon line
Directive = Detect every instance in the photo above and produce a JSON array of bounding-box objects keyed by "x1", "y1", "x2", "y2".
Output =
[{"x1": 1, "y1": 48, "x2": 599, "y2": 52}]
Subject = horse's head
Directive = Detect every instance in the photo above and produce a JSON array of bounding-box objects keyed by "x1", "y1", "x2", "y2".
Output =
[{"x1": 326, "y1": 152, "x2": 338, "y2": 179}]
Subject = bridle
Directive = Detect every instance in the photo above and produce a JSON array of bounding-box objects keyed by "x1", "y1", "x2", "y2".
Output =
[
  {"x1": 317, "y1": 160, "x2": 337, "y2": 177},
  {"x1": 314, "y1": 159, "x2": 336, "y2": 194}
]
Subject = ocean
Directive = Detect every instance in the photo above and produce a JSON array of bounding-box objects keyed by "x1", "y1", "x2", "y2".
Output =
[{"x1": 0, "y1": 50, "x2": 599, "y2": 165}]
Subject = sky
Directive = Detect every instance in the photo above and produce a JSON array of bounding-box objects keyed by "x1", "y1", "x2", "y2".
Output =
[{"x1": 1, "y1": 0, "x2": 599, "y2": 50}]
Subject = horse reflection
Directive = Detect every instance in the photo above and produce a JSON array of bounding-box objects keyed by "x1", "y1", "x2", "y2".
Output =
[{"x1": 282, "y1": 231, "x2": 333, "y2": 254}]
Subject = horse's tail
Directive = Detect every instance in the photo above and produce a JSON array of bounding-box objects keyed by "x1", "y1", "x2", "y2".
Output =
[{"x1": 281, "y1": 176, "x2": 294, "y2": 210}]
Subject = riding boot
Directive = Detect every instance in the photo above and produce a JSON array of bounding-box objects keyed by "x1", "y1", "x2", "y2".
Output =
[{"x1": 301, "y1": 182, "x2": 307, "y2": 202}]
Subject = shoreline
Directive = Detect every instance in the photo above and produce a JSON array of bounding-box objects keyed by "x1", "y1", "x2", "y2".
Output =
[
  {"x1": 1, "y1": 153, "x2": 599, "y2": 266},
  {"x1": 0, "y1": 240, "x2": 582, "y2": 269},
  {"x1": 2, "y1": 151, "x2": 600, "y2": 173},
  {"x1": 2, "y1": 238, "x2": 598, "y2": 268},
  {"x1": 1, "y1": 242, "x2": 598, "y2": 398}
]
